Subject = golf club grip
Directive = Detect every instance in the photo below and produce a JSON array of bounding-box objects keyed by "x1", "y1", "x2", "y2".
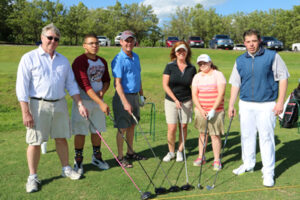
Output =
[{"x1": 87, "y1": 118, "x2": 142, "y2": 193}]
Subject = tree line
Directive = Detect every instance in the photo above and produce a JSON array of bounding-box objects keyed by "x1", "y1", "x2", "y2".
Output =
[{"x1": 0, "y1": 0, "x2": 299, "y2": 48}]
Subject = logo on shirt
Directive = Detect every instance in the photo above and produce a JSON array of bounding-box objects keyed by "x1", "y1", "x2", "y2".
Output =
[{"x1": 88, "y1": 65, "x2": 105, "y2": 82}]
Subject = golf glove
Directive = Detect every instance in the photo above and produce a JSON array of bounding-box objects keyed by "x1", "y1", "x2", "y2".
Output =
[
  {"x1": 207, "y1": 109, "x2": 215, "y2": 120},
  {"x1": 139, "y1": 96, "x2": 145, "y2": 107}
]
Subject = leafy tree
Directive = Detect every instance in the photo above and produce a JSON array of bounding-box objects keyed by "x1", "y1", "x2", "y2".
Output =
[
  {"x1": 0, "y1": 0, "x2": 13, "y2": 41},
  {"x1": 64, "y1": 2, "x2": 89, "y2": 45},
  {"x1": 123, "y1": 3, "x2": 159, "y2": 43},
  {"x1": 6, "y1": 0, "x2": 44, "y2": 43}
]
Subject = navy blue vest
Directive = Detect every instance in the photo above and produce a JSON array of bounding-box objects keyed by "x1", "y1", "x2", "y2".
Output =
[{"x1": 236, "y1": 48, "x2": 278, "y2": 102}]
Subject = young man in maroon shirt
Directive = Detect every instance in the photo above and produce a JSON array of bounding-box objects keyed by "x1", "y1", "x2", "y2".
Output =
[{"x1": 71, "y1": 34, "x2": 110, "y2": 174}]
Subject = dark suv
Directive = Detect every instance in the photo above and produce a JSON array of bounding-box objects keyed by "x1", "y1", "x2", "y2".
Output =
[
  {"x1": 166, "y1": 36, "x2": 179, "y2": 47},
  {"x1": 209, "y1": 35, "x2": 234, "y2": 50},
  {"x1": 188, "y1": 36, "x2": 204, "y2": 48},
  {"x1": 261, "y1": 36, "x2": 283, "y2": 51}
]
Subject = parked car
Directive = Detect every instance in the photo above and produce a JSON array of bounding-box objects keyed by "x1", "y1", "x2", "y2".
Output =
[
  {"x1": 97, "y1": 36, "x2": 110, "y2": 46},
  {"x1": 114, "y1": 32, "x2": 122, "y2": 46},
  {"x1": 261, "y1": 36, "x2": 283, "y2": 51},
  {"x1": 187, "y1": 36, "x2": 204, "y2": 48},
  {"x1": 292, "y1": 43, "x2": 300, "y2": 51},
  {"x1": 233, "y1": 44, "x2": 246, "y2": 51},
  {"x1": 166, "y1": 36, "x2": 179, "y2": 47},
  {"x1": 209, "y1": 34, "x2": 234, "y2": 50}
]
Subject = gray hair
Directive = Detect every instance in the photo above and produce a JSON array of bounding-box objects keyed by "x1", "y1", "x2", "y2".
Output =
[{"x1": 41, "y1": 23, "x2": 60, "y2": 37}]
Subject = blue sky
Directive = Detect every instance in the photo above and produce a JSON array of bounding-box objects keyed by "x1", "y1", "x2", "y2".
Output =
[{"x1": 57, "y1": 0, "x2": 299, "y2": 21}]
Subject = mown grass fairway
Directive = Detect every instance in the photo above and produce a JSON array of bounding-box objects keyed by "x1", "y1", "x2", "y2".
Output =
[{"x1": 0, "y1": 45, "x2": 300, "y2": 200}]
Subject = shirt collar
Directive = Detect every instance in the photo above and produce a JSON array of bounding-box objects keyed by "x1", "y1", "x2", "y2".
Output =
[
  {"x1": 120, "y1": 48, "x2": 134, "y2": 59},
  {"x1": 245, "y1": 46, "x2": 265, "y2": 58},
  {"x1": 38, "y1": 45, "x2": 58, "y2": 57}
]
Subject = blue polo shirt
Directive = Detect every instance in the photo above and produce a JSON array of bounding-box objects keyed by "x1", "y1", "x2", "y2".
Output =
[{"x1": 111, "y1": 49, "x2": 141, "y2": 93}]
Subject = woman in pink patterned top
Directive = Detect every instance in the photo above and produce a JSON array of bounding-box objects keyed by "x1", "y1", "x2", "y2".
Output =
[{"x1": 191, "y1": 54, "x2": 226, "y2": 171}]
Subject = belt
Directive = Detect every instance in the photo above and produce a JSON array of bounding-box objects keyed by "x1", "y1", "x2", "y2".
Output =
[
  {"x1": 30, "y1": 97, "x2": 60, "y2": 102},
  {"x1": 126, "y1": 93, "x2": 138, "y2": 95}
]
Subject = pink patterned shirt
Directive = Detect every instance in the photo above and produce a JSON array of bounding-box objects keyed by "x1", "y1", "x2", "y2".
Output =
[{"x1": 192, "y1": 70, "x2": 226, "y2": 112}]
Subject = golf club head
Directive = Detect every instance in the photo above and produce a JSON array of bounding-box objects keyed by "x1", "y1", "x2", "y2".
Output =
[
  {"x1": 181, "y1": 184, "x2": 194, "y2": 191},
  {"x1": 141, "y1": 191, "x2": 152, "y2": 200},
  {"x1": 206, "y1": 185, "x2": 215, "y2": 190},
  {"x1": 197, "y1": 183, "x2": 204, "y2": 189},
  {"x1": 168, "y1": 185, "x2": 180, "y2": 192},
  {"x1": 155, "y1": 187, "x2": 168, "y2": 195}
]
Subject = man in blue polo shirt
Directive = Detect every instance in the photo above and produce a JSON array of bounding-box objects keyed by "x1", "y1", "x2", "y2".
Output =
[
  {"x1": 228, "y1": 29, "x2": 289, "y2": 187},
  {"x1": 111, "y1": 30, "x2": 146, "y2": 168}
]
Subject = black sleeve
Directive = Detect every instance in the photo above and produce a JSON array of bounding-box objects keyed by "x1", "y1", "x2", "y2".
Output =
[{"x1": 163, "y1": 63, "x2": 171, "y2": 75}]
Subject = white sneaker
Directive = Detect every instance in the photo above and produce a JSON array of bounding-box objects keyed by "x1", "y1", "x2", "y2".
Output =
[
  {"x1": 74, "y1": 160, "x2": 84, "y2": 175},
  {"x1": 92, "y1": 155, "x2": 109, "y2": 170},
  {"x1": 176, "y1": 151, "x2": 183, "y2": 162},
  {"x1": 232, "y1": 164, "x2": 254, "y2": 176},
  {"x1": 263, "y1": 175, "x2": 274, "y2": 187},
  {"x1": 163, "y1": 152, "x2": 175, "y2": 162},
  {"x1": 61, "y1": 166, "x2": 81, "y2": 180},
  {"x1": 26, "y1": 176, "x2": 41, "y2": 193}
]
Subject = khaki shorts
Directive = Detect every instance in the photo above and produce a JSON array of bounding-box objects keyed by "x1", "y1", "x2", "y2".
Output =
[
  {"x1": 164, "y1": 99, "x2": 193, "y2": 124},
  {"x1": 26, "y1": 98, "x2": 71, "y2": 145},
  {"x1": 194, "y1": 109, "x2": 225, "y2": 136},
  {"x1": 71, "y1": 99, "x2": 106, "y2": 135},
  {"x1": 112, "y1": 92, "x2": 140, "y2": 129}
]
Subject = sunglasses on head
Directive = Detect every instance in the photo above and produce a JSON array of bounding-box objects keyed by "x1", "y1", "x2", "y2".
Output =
[{"x1": 46, "y1": 36, "x2": 60, "y2": 42}]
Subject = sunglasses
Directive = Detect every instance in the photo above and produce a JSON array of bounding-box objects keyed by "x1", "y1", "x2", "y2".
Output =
[{"x1": 46, "y1": 36, "x2": 60, "y2": 42}]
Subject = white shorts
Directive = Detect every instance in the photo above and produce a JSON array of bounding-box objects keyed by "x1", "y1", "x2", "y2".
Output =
[
  {"x1": 164, "y1": 99, "x2": 193, "y2": 124},
  {"x1": 71, "y1": 99, "x2": 106, "y2": 135},
  {"x1": 26, "y1": 98, "x2": 71, "y2": 145}
]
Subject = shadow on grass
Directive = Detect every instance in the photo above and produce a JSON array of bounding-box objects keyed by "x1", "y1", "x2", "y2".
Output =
[
  {"x1": 41, "y1": 175, "x2": 63, "y2": 186},
  {"x1": 275, "y1": 138, "x2": 300, "y2": 179}
]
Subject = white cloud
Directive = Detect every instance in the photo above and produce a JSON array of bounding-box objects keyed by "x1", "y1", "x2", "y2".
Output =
[{"x1": 142, "y1": 0, "x2": 227, "y2": 21}]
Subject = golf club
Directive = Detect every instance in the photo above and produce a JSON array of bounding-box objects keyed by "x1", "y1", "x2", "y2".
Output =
[
  {"x1": 206, "y1": 116, "x2": 234, "y2": 191},
  {"x1": 132, "y1": 113, "x2": 180, "y2": 193},
  {"x1": 88, "y1": 118, "x2": 152, "y2": 200},
  {"x1": 197, "y1": 119, "x2": 209, "y2": 189},
  {"x1": 178, "y1": 109, "x2": 194, "y2": 191},
  {"x1": 108, "y1": 113, "x2": 167, "y2": 195}
]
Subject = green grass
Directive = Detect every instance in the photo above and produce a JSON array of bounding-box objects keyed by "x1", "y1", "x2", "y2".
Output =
[{"x1": 0, "y1": 45, "x2": 300, "y2": 200}]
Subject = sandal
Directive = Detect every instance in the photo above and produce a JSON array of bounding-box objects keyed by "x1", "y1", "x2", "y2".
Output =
[
  {"x1": 126, "y1": 153, "x2": 148, "y2": 160},
  {"x1": 118, "y1": 157, "x2": 133, "y2": 168}
]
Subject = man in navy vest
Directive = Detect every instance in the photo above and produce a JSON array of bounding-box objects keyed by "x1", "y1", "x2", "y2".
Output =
[{"x1": 228, "y1": 29, "x2": 289, "y2": 187}]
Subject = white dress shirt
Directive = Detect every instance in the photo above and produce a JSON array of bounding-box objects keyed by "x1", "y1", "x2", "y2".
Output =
[{"x1": 16, "y1": 46, "x2": 80, "y2": 102}]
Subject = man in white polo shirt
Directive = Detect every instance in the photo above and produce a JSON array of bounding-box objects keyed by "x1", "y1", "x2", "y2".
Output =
[{"x1": 16, "y1": 23, "x2": 88, "y2": 193}]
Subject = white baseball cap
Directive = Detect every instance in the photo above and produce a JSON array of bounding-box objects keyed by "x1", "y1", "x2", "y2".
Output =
[{"x1": 196, "y1": 54, "x2": 211, "y2": 63}]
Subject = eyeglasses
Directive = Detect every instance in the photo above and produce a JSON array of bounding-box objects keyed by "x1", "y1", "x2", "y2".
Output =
[
  {"x1": 85, "y1": 42, "x2": 100, "y2": 46},
  {"x1": 45, "y1": 36, "x2": 60, "y2": 42}
]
